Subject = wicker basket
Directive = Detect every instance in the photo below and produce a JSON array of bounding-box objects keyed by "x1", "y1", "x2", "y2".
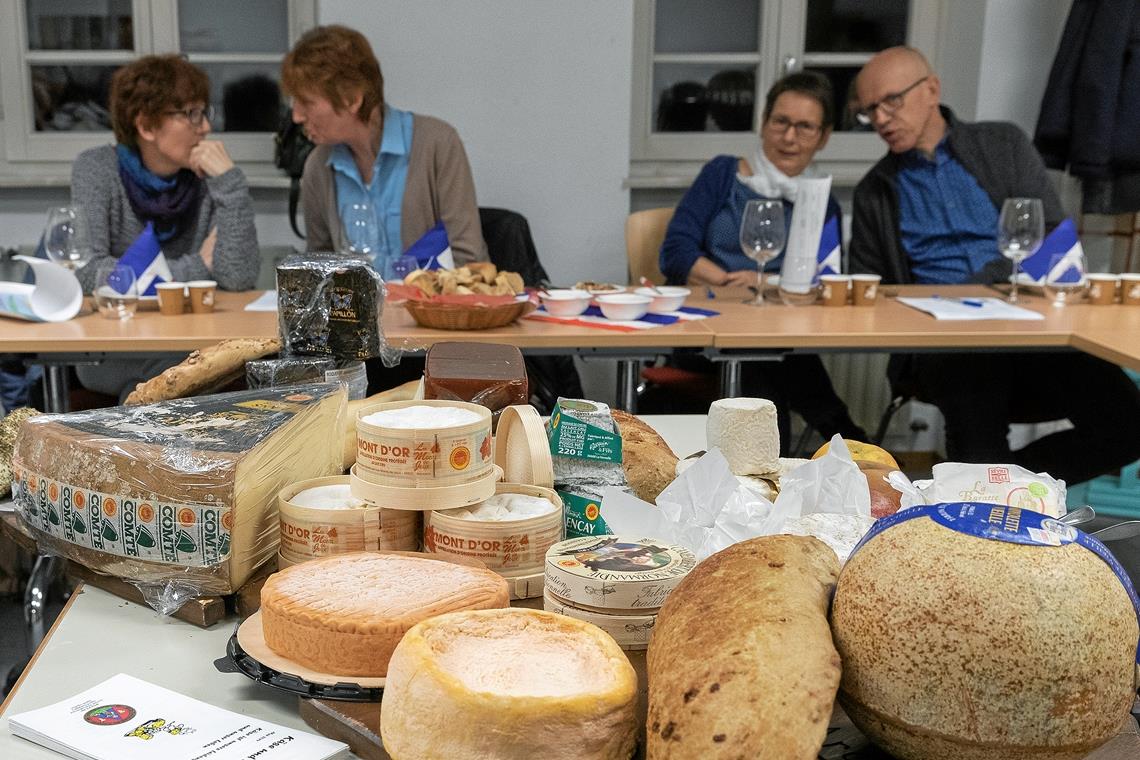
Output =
[{"x1": 403, "y1": 298, "x2": 536, "y2": 330}]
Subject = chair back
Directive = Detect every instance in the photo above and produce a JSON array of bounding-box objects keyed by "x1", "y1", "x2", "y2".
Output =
[
  {"x1": 479, "y1": 207, "x2": 549, "y2": 287},
  {"x1": 625, "y1": 207, "x2": 673, "y2": 285}
]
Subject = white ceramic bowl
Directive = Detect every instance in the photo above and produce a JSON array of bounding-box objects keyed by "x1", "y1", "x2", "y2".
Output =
[
  {"x1": 634, "y1": 286, "x2": 690, "y2": 314},
  {"x1": 596, "y1": 293, "x2": 652, "y2": 321},
  {"x1": 540, "y1": 289, "x2": 592, "y2": 317}
]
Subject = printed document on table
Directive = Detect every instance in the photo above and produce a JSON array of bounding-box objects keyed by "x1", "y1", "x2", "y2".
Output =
[
  {"x1": 243, "y1": 291, "x2": 278, "y2": 311},
  {"x1": 897, "y1": 296, "x2": 1045, "y2": 321},
  {"x1": 7, "y1": 673, "x2": 348, "y2": 760}
]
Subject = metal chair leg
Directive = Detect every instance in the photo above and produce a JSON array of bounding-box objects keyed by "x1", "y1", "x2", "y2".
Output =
[{"x1": 24, "y1": 554, "x2": 62, "y2": 652}]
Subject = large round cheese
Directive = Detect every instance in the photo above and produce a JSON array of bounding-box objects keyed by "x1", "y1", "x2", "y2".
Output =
[
  {"x1": 831, "y1": 511, "x2": 1138, "y2": 760},
  {"x1": 260, "y1": 552, "x2": 509, "y2": 677},
  {"x1": 380, "y1": 608, "x2": 638, "y2": 759}
]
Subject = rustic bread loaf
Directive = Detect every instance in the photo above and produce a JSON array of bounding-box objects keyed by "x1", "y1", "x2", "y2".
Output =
[
  {"x1": 125, "y1": 337, "x2": 281, "y2": 405},
  {"x1": 611, "y1": 410, "x2": 677, "y2": 503},
  {"x1": 647, "y1": 535, "x2": 841, "y2": 759}
]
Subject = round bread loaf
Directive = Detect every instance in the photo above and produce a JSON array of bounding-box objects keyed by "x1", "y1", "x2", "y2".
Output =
[
  {"x1": 260, "y1": 551, "x2": 509, "y2": 676},
  {"x1": 380, "y1": 608, "x2": 638, "y2": 759},
  {"x1": 831, "y1": 515, "x2": 1139, "y2": 760}
]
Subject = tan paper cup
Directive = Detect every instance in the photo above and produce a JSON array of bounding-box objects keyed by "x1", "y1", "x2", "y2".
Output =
[
  {"x1": 819, "y1": 275, "x2": 851, "y2": 307},
  {"x1": 1120, "y1": 274, "x2": 1140, "y2": 305},
  {"x1": 155, "y1": 282, "x2": 186, "y2": 315},
  {"x1": 1088, "y1": 274, "x2": 1120, "y2": 305},
  {"x1": 188, "y1": 280, "x2": 217, "y2": 313},
  {"x1": 851, "y1": 274, "x2": 882, "y2": 306}
]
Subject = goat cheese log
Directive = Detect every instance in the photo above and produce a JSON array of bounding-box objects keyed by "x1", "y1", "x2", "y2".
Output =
[{"x1": 647, "y1": 535, "x2": 841, "y2": 759}]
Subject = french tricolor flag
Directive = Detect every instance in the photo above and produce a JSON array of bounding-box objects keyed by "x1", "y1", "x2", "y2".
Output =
[
  {"x1": 117, "y1": 222, "x2": 173, "y2": 296},
  {"x1": 1020, "y1": 217, "x2": 1083, "y2": 284},
  {"x1": 403, "y1": 221, "x2": 455, "y2": 271},
  {"x1": 815, "y1": 214, "x2": 841, "y2": 278}
]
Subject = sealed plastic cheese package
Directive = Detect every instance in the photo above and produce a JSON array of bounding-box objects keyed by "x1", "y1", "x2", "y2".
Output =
[
  {"x1": 245, "y1": 357, "x2": 336, "y2": 389},
  {"x1": 9, "y1": 384, "x2": 347, "y2": 611},
  {"x1": 891, "y1": 462, "x2": 1068, "y2": 518},
  {"x1": 276, "y1": 253, "x2": 393, "y2": 364}
]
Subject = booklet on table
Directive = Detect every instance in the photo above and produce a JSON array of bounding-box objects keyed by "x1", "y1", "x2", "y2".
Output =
[
  {"x1": 896, "y1": 295, "x2": 1045, "y2": 321},
  {"x1": 7, "y1": 673, "x2": 348, "y2": 760}
]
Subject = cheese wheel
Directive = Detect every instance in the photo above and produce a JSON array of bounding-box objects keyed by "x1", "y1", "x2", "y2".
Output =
[
  {"x1": 381, "y1": 608, "x2": 638, "y2": 760},
  {"x1": 706, "y1": 397, "x2": 779, "y2": 476},
  {"x1": 259, "y1": 551, "x2": 509, "y2": 677}
]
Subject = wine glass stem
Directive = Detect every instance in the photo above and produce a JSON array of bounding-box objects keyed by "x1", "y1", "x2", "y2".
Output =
[
  {"x1": 1010, "y1": 258, "x2": 1020, "y2": 303},
  {"x1": 756, "y1": 270, "x2": 766, "y2": 306}
]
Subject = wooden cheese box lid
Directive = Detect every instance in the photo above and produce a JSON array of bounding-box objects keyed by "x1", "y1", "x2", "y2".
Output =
[
  {"x1": 544, "y1": 535, "x2": 696, "y2": 612},
  {"x1": 494, "y1": 405, "x2": 553, "y2": 488}
]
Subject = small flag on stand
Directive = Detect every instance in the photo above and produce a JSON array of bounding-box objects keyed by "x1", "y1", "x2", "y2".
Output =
[{"x1": 117, "y1": 222, "x2": 173, "y2": 295}]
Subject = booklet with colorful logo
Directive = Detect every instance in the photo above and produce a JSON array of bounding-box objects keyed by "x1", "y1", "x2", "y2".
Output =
[{"x1": 7, "y1": 673, "x2": 348, "y2": 760}]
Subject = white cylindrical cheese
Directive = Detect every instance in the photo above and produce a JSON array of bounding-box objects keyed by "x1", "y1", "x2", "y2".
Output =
[
  {"x1": 349, "y1": 463, "x2": 500, "y2": 512},
  {"x1": 544, "y1": 535, "x2": 696, "y2": 611},
  {"x1": 278, "y1": 476, "x2": 419, "y2": 562},
  {"x1": 356, "y1": 400, "x2": 492, "y2": 487},
  {"x1": 425, "y1": 485, "x2": 563, "y2": 599},
  {"x1": 543, "y1": 589, "x2": 656, "y2": 650},
  {"x1": 706, "y1": 397, "x2": 780, "y2": 476}
]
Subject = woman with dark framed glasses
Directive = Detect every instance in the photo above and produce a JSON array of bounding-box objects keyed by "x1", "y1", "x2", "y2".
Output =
[{"x1": 71, "y1": 54, "x2": 259, "y2": 294}]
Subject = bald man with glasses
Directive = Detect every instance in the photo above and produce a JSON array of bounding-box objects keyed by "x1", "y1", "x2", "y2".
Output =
[{"x1": 846, "y1": 46, "x2": 1140, "y2": 484}]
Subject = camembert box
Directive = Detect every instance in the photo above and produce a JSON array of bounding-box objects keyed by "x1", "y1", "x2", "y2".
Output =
[
  {"x1": 544, "y1": 535, "x2": 695, "y2": 611},
  {"x1": 11, "y1": 384, "x2": 346, "y2": 596}
]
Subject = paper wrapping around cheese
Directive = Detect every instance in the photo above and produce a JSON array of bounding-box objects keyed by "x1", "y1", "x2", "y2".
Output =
[{"x1": 10, "y1": 384, "x2": 346, "y2": 603}]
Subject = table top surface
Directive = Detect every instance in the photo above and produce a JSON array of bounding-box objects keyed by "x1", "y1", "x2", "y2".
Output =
[{"x1": 2, "y1": 287, "x2": 1139, "y2": 372}]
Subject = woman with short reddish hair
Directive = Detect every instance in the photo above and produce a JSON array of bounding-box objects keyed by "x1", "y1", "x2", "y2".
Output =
[
  {"x1": 282, "y1": 25, "x2": 487, "y2": 276},
  {"x1": 71, "y1": 54, "x2": 258, "y2": 294}
]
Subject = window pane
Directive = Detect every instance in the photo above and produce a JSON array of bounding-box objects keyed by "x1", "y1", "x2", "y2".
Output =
[
  {"x1": 26, "y1": 0, "x2": 133, "y2": 51},
  {"x1": 654, "y1": 0, "x2": 759, "y2": 54},
  {"x1": 805, "y1": 0, "x2": 909, "y2": 53},
  {"x1": 198, "y1": 63, "x2": 285, "y2": 132},
  {"x1": 31, "y1": 65, "x2": 116, "y2": 131},
  {"x1": 178, "y1": 0, "x2": 288, "y2": 53},
  {"x1": 807, "y1": 65, "x2": 877, "y2": 132},
  {"x1": 653, "y1": 64, "x2": 756, "y2": 133}
]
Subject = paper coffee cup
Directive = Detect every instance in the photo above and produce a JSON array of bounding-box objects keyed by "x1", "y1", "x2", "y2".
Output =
[
  {"x1": 850, "y1": 274, "x2": 881, "y2": 306},
  {"x1": 1120, "y1": 274, "x2": 1140, "y2": 305},
  {"x1": 155, "y1": 282, "x2": 186, "y2": 315},
  {"x1": 188, "y1": 280, "x2": 217, "y2": 313},
  {"x1": 1087, "y1": 274, "x2": 1119, "y2": 305},
  {"x1": 819, "y1": 275, "x2": 851, "y2": 307}
]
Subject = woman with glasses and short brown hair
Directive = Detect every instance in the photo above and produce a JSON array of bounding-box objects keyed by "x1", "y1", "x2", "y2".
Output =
[
  {"x1": 655, "y1": 70, "x2": 866, "y2": 451},
  {"x1": 71, "y1": 54, "x2": 259, "y2": 294}
]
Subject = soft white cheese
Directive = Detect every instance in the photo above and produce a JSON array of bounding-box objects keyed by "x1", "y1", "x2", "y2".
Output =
[
  {"x1": 706, "y1": 397, "x2": 780, "y2": 476},
  {"x1": 290, "y1": 484, "x2": 365, "y2": 510},
  {"x1": 439, "y1": 493, "x2": 558, "y2": 522},
  {"x1": 362, "y1": 405, "x2": 482, "y2": 429},
  {"x1": 783, "y1": 513, "x2": 877, "y2": 564}
]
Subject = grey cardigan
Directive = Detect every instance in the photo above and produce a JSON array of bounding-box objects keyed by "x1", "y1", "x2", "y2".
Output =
[
  {"x1": 70, "y1": 144, "x2": 260, "y2": 293},
  {"x1": 300, "y1": 113, "x2": 488, "y2": 265},
  {"x1": 850, "y1": 107, "x2": 1065, "y2": 285}
]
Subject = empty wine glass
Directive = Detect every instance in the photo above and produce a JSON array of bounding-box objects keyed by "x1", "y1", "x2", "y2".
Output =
[
  {"x1": 998, "y1": 198, "x2": 1044, "y2": 304},
  {"x1": 1043, "y1": 251, "x2": 1088, "y2": 306},
  {"x1": 341, "y1": 201, "x2": 379, "y2": 258},
  {"x1": 94, "y1": 262, "x2": 138, "y2": 320},
  {"x1": 739, "y1": 199, "x2": 786, "y2": 306},
  {"x1": 43, "y1": 205, "x2": 92, "y2": 271}
]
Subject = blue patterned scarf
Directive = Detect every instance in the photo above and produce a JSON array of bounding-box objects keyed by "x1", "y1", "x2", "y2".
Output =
[{"x1": 115, "y1": 144, "x2": 202, "y2": 242}]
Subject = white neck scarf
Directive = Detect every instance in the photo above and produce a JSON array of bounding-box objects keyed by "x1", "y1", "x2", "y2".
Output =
[{"x1": 737, "y1": 146, "x2": 821, "y2": 202}]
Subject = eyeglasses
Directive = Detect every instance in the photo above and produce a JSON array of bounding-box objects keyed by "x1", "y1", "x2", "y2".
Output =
[
  {"x1": 765, "y1": 115, "x2": 823, "y2": 139},
  {"x1": 164, "y1": 105, "x2": 214, "y2": 126},
  {"x1": 855, "y1": 76, "x2": 928, "y2": 125}
]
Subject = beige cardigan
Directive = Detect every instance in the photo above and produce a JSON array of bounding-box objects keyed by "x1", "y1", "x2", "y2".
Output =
[{"x1": 300, "y1": 113, "x2": 488, "y2": 265}]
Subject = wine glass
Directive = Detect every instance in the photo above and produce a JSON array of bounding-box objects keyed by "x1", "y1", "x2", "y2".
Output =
[
  {"x1": 997, "y1": 198, "x2": 1044, "y2": 304},
  {"x1": 1042, "y1": 251, "x2": 1088, "y2": 306},
  {"x1": 341, "y1": 201, "x2": 379, "y2": 258},
  {"x1": 93, "y1": 262, "x2": 138, "y2": 320},
  {"x1": 43, "y1": 205, "x2": 92, "y2": 271},
  {"x1": 738, "y1": 199, "x2": 786, "y2": 306}
]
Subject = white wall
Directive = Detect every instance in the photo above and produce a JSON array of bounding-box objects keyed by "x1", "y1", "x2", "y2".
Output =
[{"x1": 319, "y1": 0, "x2": 634, "y2": 286}]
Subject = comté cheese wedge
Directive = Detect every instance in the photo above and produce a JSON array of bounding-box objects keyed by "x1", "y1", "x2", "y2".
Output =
[
  {"x1": 11, "y1": 384, "x2": 346, "y2": 596},
  {"x1": 381, "y1": 608, "x2": 638, "y2": 760},
  {"x1": 260, "y1": 552, "x2": 509, "y2": 677}
]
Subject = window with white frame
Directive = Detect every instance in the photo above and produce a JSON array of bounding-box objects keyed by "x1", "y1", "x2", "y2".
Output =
[
  {"x1": 0, "y1": 0, "x2": 314, "y2": 177},
  {"x1": 630, "y1": 0, "x2": 943, "y2": 185}
]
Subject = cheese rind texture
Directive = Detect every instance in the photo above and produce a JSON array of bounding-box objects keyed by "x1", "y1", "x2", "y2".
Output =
[
  {"x1": 380, "y1": 608, "x2": 638, "y2": 760},
  {"x1": 706, "y1": 397, "x2": 779, "y2": 475},
  {"x1": 260, "y1": 552, "x2": 509, "y2": 676}
]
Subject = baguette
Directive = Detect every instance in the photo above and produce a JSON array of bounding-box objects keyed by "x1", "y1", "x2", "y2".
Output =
[
  {"x1": 124, "y1": 337, "x2": 281, "y2": 405},
  {"x1": 647, "y1": 535, "x2": 841, "y2": 759},
  {"x1": 611, "y1": 409, "x2": 678, "y2": 503}
]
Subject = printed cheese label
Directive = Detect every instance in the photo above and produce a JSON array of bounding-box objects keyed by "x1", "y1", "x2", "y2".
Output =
[
  {"x1": 56, "y1": 384, "x2": 340, "y2": 454},
  {"x1": 548, "y1": 401, "x2": 622, "y2": 463},
  {"x1": 12, "y1": 471, "x2": 231, "y2": 567},
  {"x1": 560, "y1": 490, "x2": 610, "y2": 538},
  {"x1": 851, "y1": 502, "x2": 1140, "y2": 663}
]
